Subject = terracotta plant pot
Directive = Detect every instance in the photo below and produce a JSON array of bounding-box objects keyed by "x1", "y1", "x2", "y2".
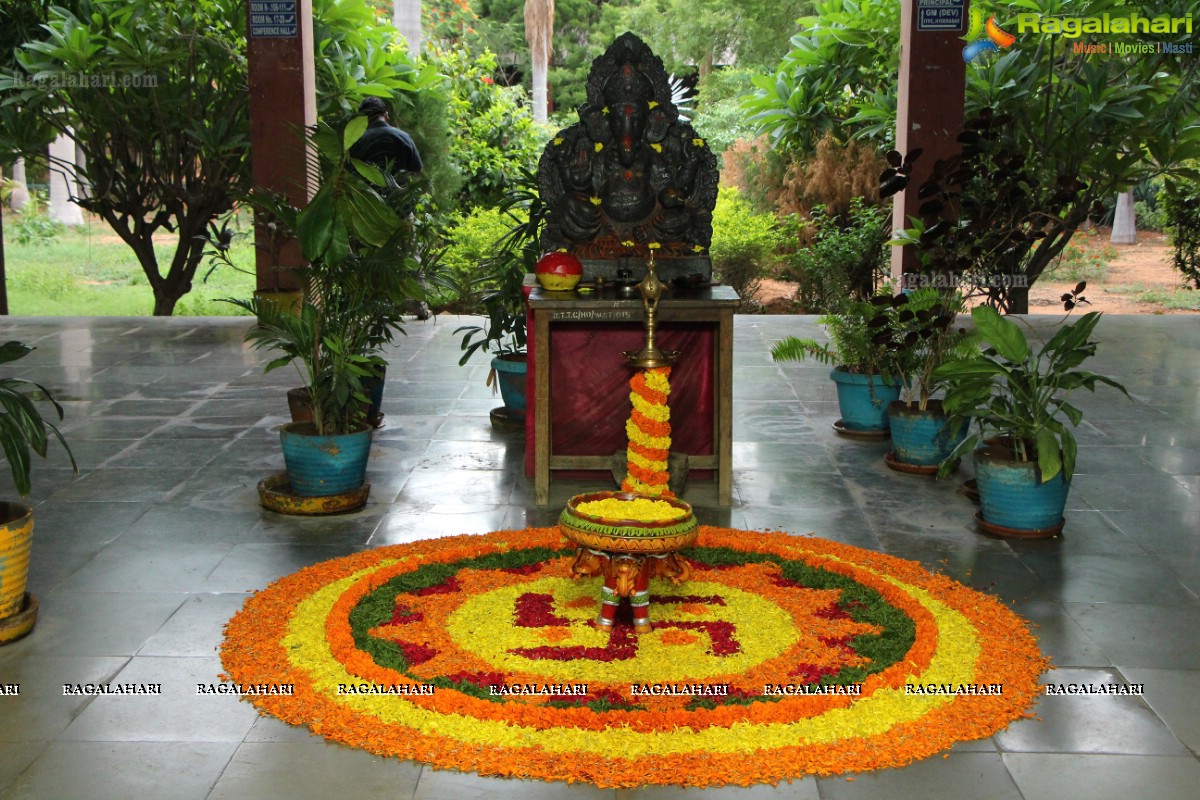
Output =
[{"x1": 287, "y1": 387, "x2": 313, "y2": 424}]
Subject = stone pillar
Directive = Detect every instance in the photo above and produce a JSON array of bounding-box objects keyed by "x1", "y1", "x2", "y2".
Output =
[
  {"x1": 246, "y1": 0, "x2": 317, "y2": 293},
  {"x1": 890, "y1": 0, "x2": 969, "y2": 282},
  {"x1": 10, "y1": 158, "x2": 29, "y2": 212},
  {"x1": 48, "y1": 131, "x2": 83, "y2": 226},
  {"x1": 393, "y1": 0, "x2": 422, "y2": 53},
  {"x1": 1111, "y1": 190, "x2": 1137, "y2": 244}
]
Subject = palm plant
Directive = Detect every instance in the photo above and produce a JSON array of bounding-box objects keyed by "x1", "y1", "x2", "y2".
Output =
[
  {"x1": 457, "y1": 167, "x2": 546, "y2": 364},
  {"x1": 229, "y1": 115, "x2": 448, "y2": 435}
]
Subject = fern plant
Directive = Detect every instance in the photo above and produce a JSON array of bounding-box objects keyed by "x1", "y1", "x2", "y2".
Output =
[{"x1": 770, "y1": 294, "x2": 906, "y2": 377}]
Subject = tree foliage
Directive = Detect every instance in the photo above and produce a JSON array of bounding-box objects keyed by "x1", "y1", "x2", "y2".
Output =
[
  {"x1": 1161, "y1": 177, "x2": 1200, "y2": 289},
  {"x1": 742, "y1": 0, "x2": 900, "y2": 153},
  {"x1": 0, "y1": 0, "x2": 250, "y2": 316},
  {"x1": 470, "y1": 1, "x2": 811, "y2": 116},
  {"x1": 439, "y1": 48, "x2": 543, "y2": 208},
  {"x1": 0, "y1": 0, "x2": 450, "y2": 315},
  {"x1": 751, "y1": 0, "x2": 1200, "y2": 311},
  {"x1": 616, "y1": 0, "x2": 811, "y2": 79}
]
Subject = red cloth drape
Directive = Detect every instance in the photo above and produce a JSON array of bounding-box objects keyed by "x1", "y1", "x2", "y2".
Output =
[{"x1": 525, "y1": 320, "x2": 715, "y2": 477}]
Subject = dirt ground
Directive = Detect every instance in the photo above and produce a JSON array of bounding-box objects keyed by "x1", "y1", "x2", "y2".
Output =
[{"x1": 754, "y1": 228, "x2": 1198, "y2": 315}]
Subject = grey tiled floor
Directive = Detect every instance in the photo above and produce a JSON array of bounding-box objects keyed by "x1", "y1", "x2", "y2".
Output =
[{"x1": 1, "y1": 313, "x2": 1197, "y2": 799}]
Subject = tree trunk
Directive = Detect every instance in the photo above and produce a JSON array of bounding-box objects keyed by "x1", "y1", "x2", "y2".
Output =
[
  {"x1": 392, "y1": 0, "x2": 422, "y2": 53},
  {"x1": 1006, "y1": 285, "x2": 1030, "y2": 315},
  {"x1": 524, "y1": 0, "x2": 554, "y2": 125},
  {"x1": 531, "y1": 60, "x2": 548, "y2": 124},
  {"x1": 152, "y1": 286, "x2": 185, "y2": 316}
]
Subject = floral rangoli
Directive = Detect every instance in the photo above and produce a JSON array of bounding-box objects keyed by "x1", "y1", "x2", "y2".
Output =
[{"x1": 220, "y1": 526, "x2": 1047, "y2": 788}]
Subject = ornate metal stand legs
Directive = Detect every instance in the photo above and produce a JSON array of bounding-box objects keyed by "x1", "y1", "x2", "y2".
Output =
[{"x1": 570, "y1": 548, "x2": 692, "y2": 632}]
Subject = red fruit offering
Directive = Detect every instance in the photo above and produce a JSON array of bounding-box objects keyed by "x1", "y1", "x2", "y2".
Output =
[{"x1": 535, "y1": 252, "x2": 583, "y2": 291}]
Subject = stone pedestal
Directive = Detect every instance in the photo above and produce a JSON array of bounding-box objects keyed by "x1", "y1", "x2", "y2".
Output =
[
  {"x1": 9, "y1": 159, "x2": 29, "y2": 212},
  {"x1": 1111, "y1": 191, "x2": 1137, "y2": 244},
  {"x1": 48, "y1": 132, "x2": 83, "y2": 226}
]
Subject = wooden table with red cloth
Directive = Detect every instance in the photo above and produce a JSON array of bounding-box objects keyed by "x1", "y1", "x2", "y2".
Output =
[{"x1": 526, "y1": 286, "x2": 739, "y2": 505}]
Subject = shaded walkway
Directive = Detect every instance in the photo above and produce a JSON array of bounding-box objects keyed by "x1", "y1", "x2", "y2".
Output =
[{"x1": 1, "y1": 314, "x2": 1198, "y2": 799}]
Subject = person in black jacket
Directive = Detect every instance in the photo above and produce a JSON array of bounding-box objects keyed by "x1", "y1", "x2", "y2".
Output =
[
  {"x1": 349, "y1": 96, "x2": 423, "y2": 176},
  {"x1": 349, "y1": 97, "x2": 431, "y2": 332}
]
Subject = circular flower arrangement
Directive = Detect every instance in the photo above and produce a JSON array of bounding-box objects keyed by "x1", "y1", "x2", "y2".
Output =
[{"x1": 220, "y1": 527, "x2": 1047, "y2": 788}]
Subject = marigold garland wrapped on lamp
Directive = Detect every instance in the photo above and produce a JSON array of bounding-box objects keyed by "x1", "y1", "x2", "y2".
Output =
[{"x1": 622, "y1": 366, "x2": 674, "y2": 497}]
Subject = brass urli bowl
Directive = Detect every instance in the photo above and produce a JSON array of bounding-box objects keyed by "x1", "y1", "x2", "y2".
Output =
[{"x1": 559, "y1": 491, "x2": 699, "y2": 554}]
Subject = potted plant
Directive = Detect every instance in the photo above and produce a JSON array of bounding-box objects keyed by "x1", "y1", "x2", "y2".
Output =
[
  {"x1": 1, "y1": 340, "x2": 74, "y2": 644},
  {"x1": 934, "y1": 295, "x2": 1128, "y2": 537},
  {"x1": 230, "y1": 116, "x2": 441, "y2": 498},
  {"x1": 770, "y1": 293, "x2": 905, "y2": 435},
  {"x1": 456, "y1": 168, "x2": 545, "y2": 429},
  {"x1": 882, "y1": 289, "x2": 978, "y2": 473}
]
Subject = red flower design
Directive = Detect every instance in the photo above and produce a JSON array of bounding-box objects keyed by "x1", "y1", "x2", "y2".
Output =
[
  {"x1": 513, "y1": 593, "x2": 569, "y2": 627},
  {"x1": 396, "y1": 640, "x2": 439, "y2": 665},
  {"x1": 413, "y1": 577, "x2": 462, "y2": 596}
]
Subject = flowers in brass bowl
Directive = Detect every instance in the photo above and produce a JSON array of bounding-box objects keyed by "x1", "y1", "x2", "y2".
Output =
[{"x1": 559, "y1": 491, "x2": 698, "y2": 553}]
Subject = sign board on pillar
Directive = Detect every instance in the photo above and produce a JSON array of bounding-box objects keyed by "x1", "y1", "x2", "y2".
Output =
[
  {"x1": 246, "y1": 0, "x2": 314, "y2": 292},
  {"x1": 917, "y1": 0, "x2": 965, "y2": 32},
  {"x1": 891, "y1": 0, "x2": 968, "y2": 281},
  {"x1": 249, "y1": 0, "x2": 298, "y2": 38}
]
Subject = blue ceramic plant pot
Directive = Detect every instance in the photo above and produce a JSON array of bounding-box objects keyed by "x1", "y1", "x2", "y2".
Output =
[
  {"x1": 279, "y1": 422, "x2": 372, "y2": 497},
  {"x1": 830, "y1": 368, "x2": 901, "y2": 432},
  {"x1": 491, "y1": 355, "x2": 528, "y2": 415},
  {"x1": 973, "y1": 443, "x2": 1069, "y2": 532},
  {"x1": 888, "y1": 400, "x2": 968, "y2": 466},
  {"x1": 363, "y1": 365, "x2": 386, "y2": 426}
]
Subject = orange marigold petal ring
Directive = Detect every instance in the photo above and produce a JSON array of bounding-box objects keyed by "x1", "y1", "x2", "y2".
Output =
[{"x1": 220, "y1": 526, "x2": 1048, "y2": 789}]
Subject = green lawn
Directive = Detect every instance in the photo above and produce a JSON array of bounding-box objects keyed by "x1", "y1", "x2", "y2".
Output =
[
  {"x1": 1103, "y1": 284, "x2": 1200, "y2": 311},
  {"x1": 4, "y1": 217, "x2": 256, "y2": 316}
]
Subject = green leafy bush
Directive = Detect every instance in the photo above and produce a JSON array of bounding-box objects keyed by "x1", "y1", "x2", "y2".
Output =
[
  {"x1": 1044, "y1": 229, "x2": 1118, "y2": 284},
  {"x1": 690, "y1": 69, "x2": 758, "y2": 161},
  {"x1": 1161, "y1": 177, "x2": 1200, "y2": 289},
  {"x1": 709, "y1": 187, "x2": 782, "y2": 305},
  {"x1": 9, "y1": 191, "x2": 63, "y2": 246},
  {"x1": 780, "y1": 198, "x2": 889, "y2": 312},
  {"x1": 439, "y1": 47, "x2": 545, "y2": 210},
  {"x1": 1135, "y1": 200, "x2": 1165, "y2": 232},
  {"x1": 436, "y1": 206, "x2": 512, "y2": 311}
]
